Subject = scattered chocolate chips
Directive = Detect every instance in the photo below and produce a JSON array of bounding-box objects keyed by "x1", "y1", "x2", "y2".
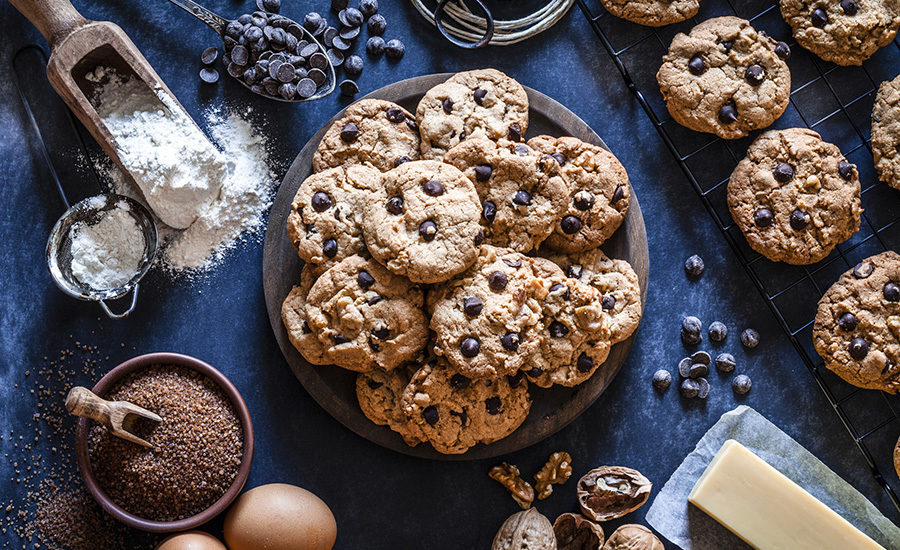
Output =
[
  {"x1": 339, "y1": 7, "x2": 364, "y2": 27},
  {"x1": 745, "y1": 64, "x2": 765, "y2": 85},
  {"x1": 715, "y1": 352, "x2": 736, "y2": 373},
  {"x1": 811, "y1": 7, "x2": 828, "y2": 27},
  {"x1": 344, "y1": 54, "x2": 363, "y2": 76},
  {"x1": 385, "y1": 39, "x2": 405, "y2": 59},
  {"x1": 688, "y1": 54, "x2": 706, "y2": 75},
  {"x1": 560, "y1": 215, "x2": 583, "y2": 234},
  {"x1": 849, "y1": 337, "x2": 869, "y2": 360},
  {"x1": 419, "y1": 220, "x2": 437, "y2": 241},
  {"x1": 740, "y1": 328, "x2": 759, "y2": 349},
  {"x1": 790, "y1": 209, "x2": 810, "y2": 230},
  {"x1": 340, "y1": 122, "x2": 359, "y2": 142},
  {"x1": 501, "y1": 333, "x2": 520, "y2": 351},
  {"x1": 884, "y1": 283, "x2": 900, "y2": 302},
  {"x1": 652, "y1": 369, "x2": 671, "y2": 391},
  {"x1": 680, "y1": 378, "x2": 700, "y2": 398},
  {"x1": 684, "y1": 254, "x2": 704, "y2": 278},
  {"x1": 199, "y1": 67, "x2": 219, "y2": 84},
  {"x1": 463, "y1": 296, "x2": 484, "y2": 317},
  {"x1": 576, "y1": 353, "x2": 594, "y2": 373},
  {"x1": 201, "y1": 46, "x2": 218, "y2": 65},
  {"x1": 697, "y1": 377, "x2": 711, "y2": 399},
  {"x1": 488, "y1": 271, "x2": 508, "y2": 292},
  {"x1": 678, "y1": 357, "x2": 693, "y2": 379},
  {"x1": 691, "y1": 350, "x2": 711, "y2": 365},
  {"x1": 773, "y1": 162, "x2": 794, "y2": 182},
  {"x1": 838, "y1": 312, "x2": 858, "y2": 331},
  {"x1": 754, "y1": 207, "x2": 774, "y2": 227},
  {"x1": 461, "y1": 337, "x2": 481, "y2": 357},
  {"x1": 503, "y1": 258, "x2": 523, "y2": 268},
  {"x1": 368, "y1": 13, "x2": 386, "y2": 35},
  {"x1": 394, "y1": 156, "x2": 411, "y2": 167},
  {"x1": 838, "y1": 160, "x2": 855, "y2": 180},
  {"x1": 682, "y1": 316, "x2": 702, "y2": 336},
  {"x1": 718, "y1": 103, "x2": 738, "y2": 124},
  {"x1": 339, "y1": 79, "x2": 359, "y2": 96},
  {"x1": 732, "y1": 374, "x2": 752, "y2": 395},
  {"x1": 708, "y1": 321, "x2": 727, "y2": 342},
  {"x1": 366, "y1": 36, "x2": 385, "y2": 56},
  {"x1": 841, "y1": 0, "x2": 858, "y2": 15},
  {"x1": 775, "y1": 41, "x2": 791, "y2": 59},
  {"x1": 688, "y1": 362, "x2": 708, "y2": 379},
  {"x1": 422, "y1": 405, "x2": 439, "y2": 425},
  {"x1": 853, "y1": 261, "x2": 873, "y2": 279}
]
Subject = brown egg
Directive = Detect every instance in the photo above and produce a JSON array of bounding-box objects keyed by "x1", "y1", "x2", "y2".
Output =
[
  {"x1": 224, "y1": 483, "x2": 337, "y2": 550},
  {"x1": 155, "y1": 531, "x2": 227, "y2": 550}
]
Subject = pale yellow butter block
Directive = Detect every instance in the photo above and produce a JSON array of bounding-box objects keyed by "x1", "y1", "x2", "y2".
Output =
[{"x1": 688, "y1": 439, "x2": 884, "y2": 550}]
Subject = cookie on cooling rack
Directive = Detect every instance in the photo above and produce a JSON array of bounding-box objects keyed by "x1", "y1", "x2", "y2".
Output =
[
  {"x1": 813, "y1": 251, "x2": 900, "y2": 394},
  {"x1": 601, "y1": 0, "x2": 699, "y2": 27},
  {"x1": 873, "y1": 74, "x2": 900, "y2": 189}
]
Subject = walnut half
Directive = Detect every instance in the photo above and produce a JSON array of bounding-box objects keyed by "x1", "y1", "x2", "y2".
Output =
[
  {"x1": 577, "y1": 466, "x2": 652, "y2": 521},
  {"x1": 490, "y1": 462, "x2": 535, "y2": 509},
  {"x1": 601, "y1": 525, "x2": 662, "y2": 550},
  {"x1": 535, "y1": 451, "x2": 573, "y2": 500},
  {"x1": 554, "y1": 513, "x2": 604, "y2": 550}
]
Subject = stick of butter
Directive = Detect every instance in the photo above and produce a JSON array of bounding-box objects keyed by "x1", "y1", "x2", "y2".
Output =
[{"x1": 688, "y1": 439, "x2": 884, "y2": 550}]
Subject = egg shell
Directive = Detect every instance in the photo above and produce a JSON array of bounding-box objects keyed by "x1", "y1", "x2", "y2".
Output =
[
  {"x1": 224, "y1": 483, "x2": 337, "y2": 550},
  {"x1": 155, "y1": 531, "x2": 227, "y2": 550}
]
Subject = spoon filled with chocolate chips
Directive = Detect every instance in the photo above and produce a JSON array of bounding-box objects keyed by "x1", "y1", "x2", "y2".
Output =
[{"x1": 165, "y1": 0, "x2": 335, "y2": 101}]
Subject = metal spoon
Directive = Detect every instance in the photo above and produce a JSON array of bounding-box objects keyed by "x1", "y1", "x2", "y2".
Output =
[{"x1": 164, "y1": 0, "x2": 335, "y2": 102}]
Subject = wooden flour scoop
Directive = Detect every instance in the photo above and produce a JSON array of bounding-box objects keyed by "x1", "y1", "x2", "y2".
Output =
[
  {"x1": 65, "y1": 386, "x2": 162, "y2": 448},
  {"x1": 9, "y1": 0, "x2": 197, "y2": 224}
]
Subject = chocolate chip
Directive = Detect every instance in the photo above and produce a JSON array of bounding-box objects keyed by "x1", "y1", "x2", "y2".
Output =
[
  {"x1": 231, "y1": 45, "x2": 249, "y2": 65},
  {"x1": 507, "y1": 123, "x2": 522, "y2": 142},
  {"x1": 680, "y1": 378, "x2": 700, "y2": 398},
  {"x1": 419, "y1": 220, "x2": 437, "y2": 241},
  {"x1": 386, "y1": 196, "x2": 403, "y2": 215},
  {"x1": 721, "y1": 40, "x2": 733, "y2": 52},
  {"x1": 838, "y1": 160, "x2": 854, "y2": 180},
  {"x1": 574, "y1": 191, "x2": 594, "y2": 211},
  {"x1": 773, "y1": 162, "x2": 794, "y2": 182},
  {"x1": 463, "y1": 296, "x2": 483, "y2": 317},
  {"x1": 884, "y1": 283, "x2": 900, "y2": 302},
  {"x1": 201, "y1": 46, "x2": 218, "y2": 65},
  {"x1": 548, "y1": 321, "x2": 569, "y2": 338},
  {"x1": 450, "y1": 373, "x2": 471, "y2": 389},
  {"x1": 340, "y1": 26, "x2": 360, "y2": 41},
  {"x1": 366, "y1": 378, "x2": 383, "y2": 390},
  {"x1": 853, "y1": 262, "x2": 873, "y2": 279},
  {"x1": 200, "y1": 67, "x2": 219, "y2": 84},
  {"x1": 339, "y1": 7, "x2": 364, "y2": 27},
  {"x1": 507, "y1": 371, "x2": 525, "y2": 388},
  {"x1": 512, "y1": 190, "x2": 531, "y2": 206},
  {"x1": 682, "y1": 328, "x2": 702, "y2": 347},
  {"x1": 689, "y1": 363, "x2": 708, "y2": 379},
  {"x1": 682, "y1": 316, "x2": 702, "y2": 335},
  {"x1": 653, "y1": 369, "x2": 671, "y2": 390},
  {"x1": 294, "y1": 78, "x2": 316, "y2": 98},
  {"x1": 841, "y1": 0, "x2": 858, "y2": 15},
  {"x1": 576, "y1": 353, "x2": 594, "y2": 373},
  {"x1": 685, "y1": 254, "x2": 705, "y2": 278},
  {"x1": 442, "y1": 97, "x2": 454, "y2": 114},
  {"x1": 339, "y1": 79, "x2": 359, "y2": 97},
  {"x1": 340, "y1": 122, "x2": 359, "y2": 142},
  {"x1": 775, "y1": 41, "x2": 791, "y2": 59},
  {"x1": 301, "y1": 321, "x2": 312, "y2": 334},
  {"x1": 549, "y1": 283, "x2": 570, "y2": 301},
  {"x1": 709, "y1": 321, "x2": 727, "y2": 342},
  {"x1": 385, "y1": 39, "x2": 405, "y2": 59},
  {"x1": 333, "y1": 333, "x2": 351, "y2": 345},
  {"x1": 322, "y1": 238, "x2": 338, "y2": 258},
  {"x1": 488, "y1": 271, "x2": 508, "y2": 292},
  {"x1": 366, "y1": 36, "x2": 385, "y2": 56},
  {"x1": 601, "y1": 295, "x2": 616, "y2": 310},
  {"x1": 357, "y1": 270, "x2": 374, "y2": 288},
  {"x1": 551, "y1": 152, "x2": 566, "y2": 166},
  {"x1": 503, "y1": 259, "x2": 522, "y2": 268},
  {"x1": 371, "y1": 326, "x2": 389, "y2": 339},
  {"x1": 474, "y1": 230, "x2": 484, "y2": 245},
  {"x1": 732, "y1": 374, "x2": 752, "y2": 395},
  {"x1": 473, "y1": 88, "x2": 487, "y2": 105},
  {"x1": 366, "y1": 295, "x2": 383, "y2": 305},
  {"x1": 790, "y1": 209, "x2": 811, "y2": 230},
  {"x1": 501, "y1": 333, "x2": 520, "y2": 351},
  {"x1": 811, "y1": 7, "x2": 828, "y2": 27},
  {"x1": 741, "y1": 328, "x2": 759, "y2": 349},
  {"x1": 385, "y1": 107, "x2": 405, "y2": 123},
  {"x1": 485, "y1": 396, "x2": 502, "y2": 415},
  {"x1": 718, "y1": 103, "x2": 738, "y2": 124},
  {"x1": 422, "y1": 405, "x2": 439, "y2": 425},
  {"x1": 688, "y1": 55, "x2": 706, "y2": 75},
  {"x1": 754, "y1": 208, "x2": 774, "y2": 227},
  {"x1": 715, "y1": 352, "x2": 736, "y2": 373},
  {"x1": 513, "y1": 144, "x2": 530, "y2": 156},
  {"x1": 474, "y1": 164, "x2": 492, "y2": 182},
  {"x1": 678, "y1": 357, "x2": 693, "y2": 378},
  {"x1": 691, "y1": 350, "x2": 711, "y2": 365},
  {"x1": 344, "y1": 54, "x2": 363, "y2": 76},
  {"x1": 525, "y1": 367, "x2": 543, "y2": 378},
  {"x1": 311, "y1": 191, "x2": 332, "y2": 212},
  {"x1": 460, "y1": 337, "x2": 480, "y2": 357},
  {"x1": 849, "y1": 337, "x2": 869, "y2": 359},
  {"x1": 560, "y1": 215, "x2": 583, "y2": 234},
  {"x1": 745, "y1": 64, "x2": 765, "y2": 85},
  {"x1": 839, "y1": 312, "x2": 858, "y2": 331},
  {"x1": 697, "y1": 377, "x2": 711, "y2": 399},
  {"x1": 482, "y1": 201, "x2": 497, "y2": 224},
  {"x1": 367, "y1": 13, "x2": 386, "y2": 35},
  {"x1": 566, "y1": 265, "x2": 583, "y2": 279}
]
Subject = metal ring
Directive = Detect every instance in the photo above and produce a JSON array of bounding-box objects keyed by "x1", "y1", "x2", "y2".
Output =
[
  {"x1": 434, "y1": 0, "x2": 494, "y2": 49},
  {"x1": 99, "y1": 285, "x2": 140, "y2": 319}
]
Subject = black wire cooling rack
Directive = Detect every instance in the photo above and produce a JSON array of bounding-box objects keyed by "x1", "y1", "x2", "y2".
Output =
[{"x1": 575, "y1": 0, "x2": 900, "y2": 514}]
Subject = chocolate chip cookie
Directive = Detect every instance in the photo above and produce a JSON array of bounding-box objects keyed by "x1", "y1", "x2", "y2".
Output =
[
  {"x1": 430, "y1": 246, "x2": 555, "y2": 379},
  {"x1": 727, "y1": 128, "x2": 862, "y2": 265},
  {"x1": 416, "y1": 69, "x2": 530, "y2": 159},
  {"x1": 657, "y1": 16, "x2": 792, "y2": 139},
  {"x1": 443, "y1": 137, "x2": 568, "y2": 252},
  {"x1": 527, "y1": 274, "x2": 613, "y2": 388},
  {"x1": 873, "y1": 74, "x2": 900, "y2": 189},
  {"x1": 813, "y1": 251, "x2": 900, "y2": 394},
  {"x1": 356, "y1": 365, "x2": 422, "y2": 446},
  {"x1": 287, "y1": 165, "x2": 381, "y2": 266},
  {"x1": 527, "y1": 136, "x2": 630, "y2": 252},
  {"x1": 547, "y1": 249, "x2": 642, "y2": 343},
  {"x1": 305, "y1": 255, "x2": 428, "y2": 372},
  {"x1": 780, "y1": 0, "x2": 900, "y2": 66},
  {"x1": 363, "y1": 160, "x2": 483, "y2": 284},
  {"x1": 313, "y1": 99, "x2": 421, "y2": 172},
  {"x1": 281, "y1": 263, "x2": 329, "y2": 365},
  {"x1": 601, "y1": 0, "x2": 699, "y2": 27},
  {"x1": 399, "y1": 358, "x2": 532, "y2": 454}
]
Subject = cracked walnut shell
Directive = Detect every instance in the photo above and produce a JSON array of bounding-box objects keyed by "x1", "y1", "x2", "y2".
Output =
[
  {"x1": 490, "y1": 462, "x2": 535, "y2": 509},
  {"x1": 601, "y1": 525, "x2": 662, "y2": 550},
  {"x1": 554, "y1": 513, "x2": 604, "y2": 550},
  {"x1": 492, "y1": 508, "x2": 557, "y2": 550},
  {"x1": 535, "y1": 452, "x2": 573, "y2": 500},
  {"x1": 576, "y1": 466, "x2": 652, "y2": 521}
]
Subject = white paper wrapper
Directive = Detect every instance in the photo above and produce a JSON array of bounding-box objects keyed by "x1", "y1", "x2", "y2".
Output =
[{"x1": 646, "y1": 406, "x2": 900, "y2": 549}]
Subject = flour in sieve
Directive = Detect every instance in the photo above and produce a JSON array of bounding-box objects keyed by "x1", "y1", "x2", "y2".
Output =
[{"x1": 69, "y1": 202, "x2": 145, "y2": 291}]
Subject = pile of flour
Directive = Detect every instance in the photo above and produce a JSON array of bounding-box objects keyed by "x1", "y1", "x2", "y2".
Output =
[{"x1": 69, "y1": 198, "x2": 145, "y2": 291}]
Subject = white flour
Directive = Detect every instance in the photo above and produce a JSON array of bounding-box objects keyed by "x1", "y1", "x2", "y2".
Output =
[
  {"x1": 87, "y1": 67, "x2": 227, "y2": 230},
  {"x1": 94, "y1": 106, "x2": 278, "y2": 274},
  {"x1": 70, "y1": 202, "x2": 145, "y2": 291}
]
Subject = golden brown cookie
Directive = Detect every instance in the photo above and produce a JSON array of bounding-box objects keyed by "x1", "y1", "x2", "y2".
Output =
[
  {"x1": 601, "y1": 0, "x2": 699, "y2": 27},
  {"x1": 873, "y1": 74, "x2": 900, "y2": 189},
  {"x1": 281, "y1": 263, "x2": 329, "y2": 365}
]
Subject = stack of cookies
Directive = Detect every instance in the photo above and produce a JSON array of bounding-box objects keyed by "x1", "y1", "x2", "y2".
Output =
[{"x1": 281, "y1": 69, "x2": 642, "y2": 454}]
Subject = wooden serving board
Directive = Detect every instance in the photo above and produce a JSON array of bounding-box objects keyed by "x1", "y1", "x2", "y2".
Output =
[{"x1": 262, "y1": 74, "x2": 649, "y2": 460}]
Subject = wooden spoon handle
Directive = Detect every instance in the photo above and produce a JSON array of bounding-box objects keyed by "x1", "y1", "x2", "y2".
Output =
[
  {"x1": 8, "y1": 0, "x2": 90, "y2": 48},
  {"x1": 65, "y1": 386, "x2": 111, "y2": 425}
]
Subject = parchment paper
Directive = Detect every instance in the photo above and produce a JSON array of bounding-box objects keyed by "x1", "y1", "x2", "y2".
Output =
[{"x1": 646, "y1": 406, "x2": 900, "y2": 550}]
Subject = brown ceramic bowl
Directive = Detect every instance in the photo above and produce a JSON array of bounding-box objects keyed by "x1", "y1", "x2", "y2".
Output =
[{"x1": 74, "y1": 352, "x2": 254, "y2": 533}]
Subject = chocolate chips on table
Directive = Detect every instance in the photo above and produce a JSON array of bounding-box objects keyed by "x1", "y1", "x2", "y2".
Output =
[
  {"x1": 740, "y1": 328, "x2": 759, "y2": 349},
  {"x1": 684, "y1": 254, "x2": 704, "y2": 278},
  {"x1": 708, "y1": 321, "x2": 727, "y2": 342},
  {"x1": 652, "y1": 369, "x2": 671, "y2": 390},
  {"x1": 681, "y1": 315, "x2": 702, "y2": 346}
]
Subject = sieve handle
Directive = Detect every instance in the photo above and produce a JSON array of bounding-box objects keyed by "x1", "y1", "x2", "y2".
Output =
[{"x1": 99, "y1": 284, "x2": 139, "y2": 319}]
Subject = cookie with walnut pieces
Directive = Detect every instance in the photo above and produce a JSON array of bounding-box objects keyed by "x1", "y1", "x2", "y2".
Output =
[
  {"x1": 873, "y1": 74, "x2": 900, "y2": 189},
  {"x1": 813, "y1": 251, "x2": 900, "y2": 394},
  {"x1": 601, "y1": 0, "x2": 699, "y2": 27}
]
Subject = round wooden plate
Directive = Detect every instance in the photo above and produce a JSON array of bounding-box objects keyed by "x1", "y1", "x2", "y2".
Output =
[{"x1": 263, "y1": 74, "x2": 649, "y2": 460}]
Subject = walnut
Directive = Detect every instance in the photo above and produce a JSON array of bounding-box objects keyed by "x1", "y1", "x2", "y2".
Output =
[
  {"x1": 534, "y1": 451, "x2": 573, "y2": 500},
  {"x1": 553, "y1": 513, "x2": 604, "y2": 550},
  {"x1": 489, "y1": 462, "x2": 535, "y2": 509},
  {"x1": 601, "y1": 525, "x2": 662, "y2": 550},
  {"x1": 492, "y1": 508, "x2": 557, "y2": 550},
  {"x1": 576, "y1": 466, "x2": 652, "y2": 521}
]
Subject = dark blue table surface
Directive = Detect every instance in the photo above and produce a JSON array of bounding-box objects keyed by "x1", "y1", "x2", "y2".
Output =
[{"x1": 2, "y1": 0, "x2": 898, "y2": 548}]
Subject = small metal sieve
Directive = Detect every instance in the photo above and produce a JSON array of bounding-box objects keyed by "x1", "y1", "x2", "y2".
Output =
[{"x1": 46, "y1": 194, "x2": 158, "y2": 319}]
